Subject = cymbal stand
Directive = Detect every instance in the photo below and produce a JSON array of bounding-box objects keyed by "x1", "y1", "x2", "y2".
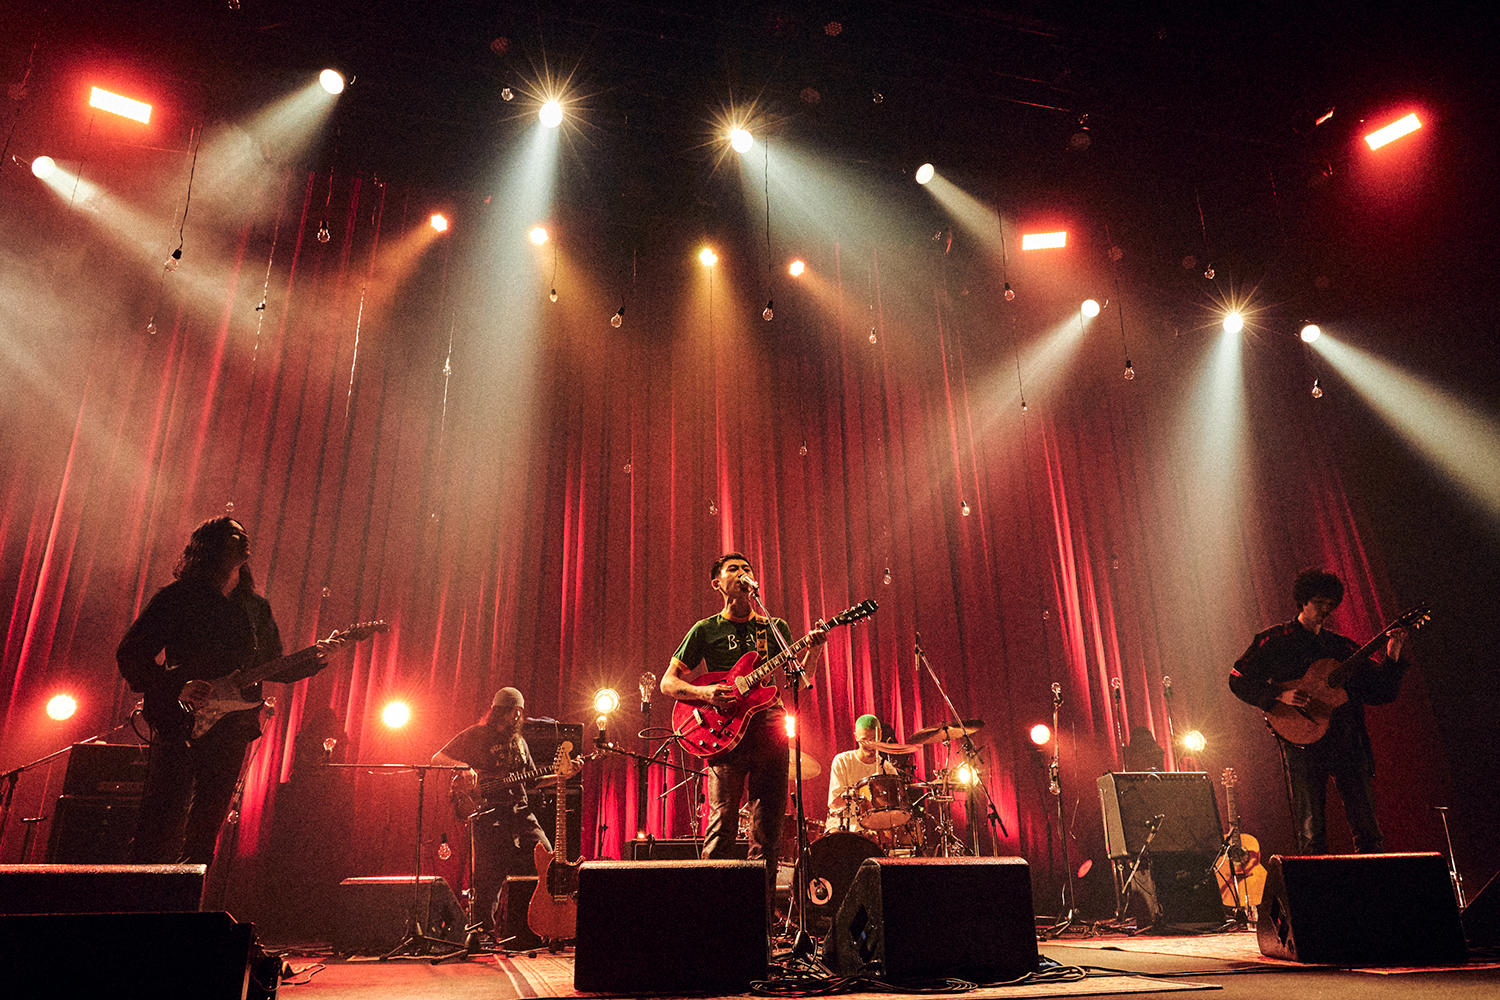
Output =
[
  {"x1": 746, "y1": 585, "x2": 818, "y2": 964},
  {"x1": 1039, "y1": 683, "x2": 1081, "y2": 938},
  {"x1": 923, "y1": 768, "x2": 965, "y2": 857},
  {"x1": 915, "y1": 634, "x2": 1008, "y2": 845}
]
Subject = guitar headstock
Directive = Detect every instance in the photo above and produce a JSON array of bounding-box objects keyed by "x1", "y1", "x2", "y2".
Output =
[
  {"x1": 326, "y1": 620, "x2": 391, "y2": 644},
  {"x1": 829, "y1": 599, "x2": 878, "y2": 629},
  {"x1": 552, "y1": 740, "x2": 580, "y2": 779},
  {"x1": 1221, "y1": 767, "x2": 1237, "y2": 788},
  {"x1": 1392, "y1": 603, "x2": 1432, "y2": 633}
]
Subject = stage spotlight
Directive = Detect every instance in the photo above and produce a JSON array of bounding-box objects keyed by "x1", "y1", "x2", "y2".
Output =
[
  {"x1": 1223, "y1": 311, "x2": 1245, "y2": 334},
  {"x1": 1300, "y1": 323, "x2": 1322, "y2": 343},
  {"x1": 88, "y1": 86, "x2": 152, "y2": 123},
  {"x1": 784, "y1": 714, "x2": 797, "y2": 738},
  {"x1": 955, "y1": 762, "x2": 979, "y2": 786},
  {"x1": 914, "y1": 162, "x2": 935, "y2": 185},
  {"x1": 539, "y1": 99, "x2": 563, "y2": 128},
  {"x1": 698, "y1": 246, "x2": 718, "y2": 267},
  {"x1": 1029, "y1": 723, "x2": 1052, "y2": 746},
  {"x1": 592, "y1": 688, "x2": 621, "y2": 715},
  {"x1": 788, "y1": 258, "x2": 806, "y2": 277},
  {"x1": 1182, "y1": 729, "x2": 1207, "y2": 753},
  {"x1": 31, "y1": 155, "x2": 56, "y2": 180},
  {"x1": 529, "y1": 225, "x2": 549, "y2": 245},
  {"x1": 318, "y1": 69, "x2": 346, "y2": 95},
  {"x1": 382, "y1": 700, "x2": 411, "y2": 728},
  {"x1": 1364, "y1": 112, "x2": 1421, "y2": 151},
  {"x1": 1021, "y1": 231, "x2": 1067, "y2": 251},
  {"x1": 1081, "y1": 298, "x2": 1101, "y2": 318},
  {"x1": 429, "y1": 213, "x2": 449, "y2": 233},
  {"x1": 729, "y1": 126, "x2": 753, "y2": 153},
  {"x1": 46, "y1": 693, "x2": 78, "y2": 721}
]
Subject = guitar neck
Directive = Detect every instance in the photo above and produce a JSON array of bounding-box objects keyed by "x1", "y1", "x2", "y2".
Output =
[
  {"x1": 1330, "y1": 623, "x2": 1400, "y2": 689},
  {"x1": 235, "y1": 643, "x2": 323, "y2": 690},
  {"x1": 744, "y1": 629, "x2": 817, "y2": 687}
]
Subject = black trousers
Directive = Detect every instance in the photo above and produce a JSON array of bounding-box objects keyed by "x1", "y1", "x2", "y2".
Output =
[
  {"x1": 1278, "y1": 738, "x2": 1382, "y2": 853},
  {"x1": 130, "y1": 724, "x2": 252, "y2": 865},
  {"x1": 470, "y1": 807, "x2": 550, "y2": 931}
]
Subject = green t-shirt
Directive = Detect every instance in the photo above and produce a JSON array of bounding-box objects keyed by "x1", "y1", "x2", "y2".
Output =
[{"x1": 672, "y1": 611, "x2": 795, "y2": 675}]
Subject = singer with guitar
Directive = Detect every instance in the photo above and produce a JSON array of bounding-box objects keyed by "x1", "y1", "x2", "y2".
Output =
[
  {"x1": 1228, "y1": 568, "x2": 1411, "y2": 853},
  {"x1": 662, "y1": 553, "x2": 828, "y2": 883},
  {"x1": 119, "y1": 517, "x2": 335, "y2": 866},
  {"x1": 431, "y1": 687, "x2": 551, "y2": 937}
]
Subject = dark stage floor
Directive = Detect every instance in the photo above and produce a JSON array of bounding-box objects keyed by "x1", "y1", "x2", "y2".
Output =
[{"x1": 254, "y1": 931, "x2": 1500, "y2": 1000}]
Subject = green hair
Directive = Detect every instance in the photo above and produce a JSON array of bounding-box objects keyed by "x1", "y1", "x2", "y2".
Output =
[{"x1": 855, "y1": 714, "x2": 880, "y2": 732}]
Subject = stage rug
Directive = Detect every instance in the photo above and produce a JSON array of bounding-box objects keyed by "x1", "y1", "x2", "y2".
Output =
[
  {"x1": 494, "y1": 952, "x2": 1221, "y2": 999},
  {"x1": 1054, "y1": 930, "x2": 1499, "y2": 975}
]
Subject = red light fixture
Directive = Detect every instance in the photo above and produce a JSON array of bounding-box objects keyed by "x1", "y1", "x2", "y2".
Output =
[
  {"x1": 89, "y1": 86, "x2": 152, "y2": 124},
  {"x1": 1364, "y1": 113, "x2": 1421, "y2": 151}
]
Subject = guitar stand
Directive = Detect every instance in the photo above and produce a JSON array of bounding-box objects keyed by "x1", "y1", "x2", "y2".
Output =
[{"x1": 1210, "y1": 828, "x2": 1252, "y2": 932}]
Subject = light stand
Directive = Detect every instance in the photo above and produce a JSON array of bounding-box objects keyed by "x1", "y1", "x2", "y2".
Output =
[{"x1": 1040, "y1": 682, "x2": 1080, "y2": 938}]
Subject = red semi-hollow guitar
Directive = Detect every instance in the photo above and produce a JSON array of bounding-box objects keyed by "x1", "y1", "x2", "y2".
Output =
[{"x1": 671, "y1": 600, "x2": 877, "y2": 759}]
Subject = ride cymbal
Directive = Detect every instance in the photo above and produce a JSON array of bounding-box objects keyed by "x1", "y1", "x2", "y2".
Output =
[{"x1": 909, "y1": 719, "x2": 985, "y2": 744}]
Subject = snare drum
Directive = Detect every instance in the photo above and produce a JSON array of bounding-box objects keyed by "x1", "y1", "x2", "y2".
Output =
[{"x1": 854, "y1": 773, "x2": 912, "y2": 830}]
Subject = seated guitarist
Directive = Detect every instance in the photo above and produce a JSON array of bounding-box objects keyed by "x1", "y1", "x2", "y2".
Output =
[
  {"x1": 118, "y1": 516, "x2": 329, "y2": 866},
  {"x1": 431, "y1": 687, "x2": 551, "y2": 935},
  {"x1": 662, "y1": 553, "x2": 826, "y2": 888},
  {"x1": 1229, "y1": 568, "x2": 1409, "y2": 853}
]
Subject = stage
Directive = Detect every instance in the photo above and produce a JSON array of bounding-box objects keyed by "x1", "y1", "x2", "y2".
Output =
[{"x1": 251, "y1": 931, "x2": 1500, "y2": 1000}]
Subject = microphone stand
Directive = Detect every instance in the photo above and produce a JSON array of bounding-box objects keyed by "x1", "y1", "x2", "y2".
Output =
[
  {"x1": 1039, "y1": 683, "x2": 1079, "y2": 939},
  {"x1": 745, "y1": 583, "x2": 818, "y2": 963},
  {"x1": 1161, "y1": 677, "x2": 1179, "y2": 772},
  {"x1": 915, "y1": 636, "x2": 1008, "y2": 846},
  {"x1": 1108, "y1": 814, "x2": 1164, "y2": 934}
]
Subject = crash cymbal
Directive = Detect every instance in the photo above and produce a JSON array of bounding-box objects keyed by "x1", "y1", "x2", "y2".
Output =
[
  {"x1": 909, "y1": 719, "x2": 985, "y2": 744},
  {"x1": 789, "y1": 749, "x2": 822, "y2": 779},
  {"x1": 859, "y1": 739, "x2": 918, "y2": 755}
]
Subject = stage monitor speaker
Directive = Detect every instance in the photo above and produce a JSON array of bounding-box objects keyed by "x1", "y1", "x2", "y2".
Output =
[
  {"x1": 0, "y1": 911, "x2": 269, "y2": 998},
  {"x1": 824, "y1": 857, "x2": 1039, "y2": 984},
  {"x1": 44, "y1": 794, "x2": 139, "y2": 863},
  {"x1": 1097, "y1": 771, "x2": 1223, "y2": 860},
  {"x1": 498, "y1": 875, "x2": 543, "y2": 951},
  {"x1": 1257, "y1": 853, "x2": 1467, "y2": 965},
  {"x1": 1464, "y1": 867, "x2": 1500, "y2": 948},
  {"x1": 574, "y1": 860, "x2": 766, "y2": 994},
  {"x1": 625, "y1": 837, "x2": 749, "y2": 860},
  {"x1": 60, "y1": 741, "x2": 149, "y2": 798},
  {"x1": 1120, "y1": 852, "x2": 1224, "y2": 931},
  {"x1": 331, "y1": 875, "x2": 465, "y2": 955},
  {"x1": 0, "y1": 863, "x2": 205, "y2": 914}
]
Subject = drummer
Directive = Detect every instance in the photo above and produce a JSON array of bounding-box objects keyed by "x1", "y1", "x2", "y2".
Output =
[{"x1": 826, "y1": 714, "x2": 902, "y2": 834}]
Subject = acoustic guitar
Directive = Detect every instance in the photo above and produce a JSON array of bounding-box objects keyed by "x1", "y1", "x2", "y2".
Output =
[
  {"x1": 527, "y1": 742, "x2": 586, "y2": 946},
  {"x1": 1213, "y1": 768, "x2": 1266, "y2": 908},
  {"x1": 1263, "y1": 603, "x2": 1429, "y2": 746},
  {"x1": 671, "y1": 600, "x2": 877, "y2": 759}
]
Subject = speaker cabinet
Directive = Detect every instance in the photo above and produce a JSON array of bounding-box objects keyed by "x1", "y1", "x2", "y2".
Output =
[
  {"x1": 60, "y1": 742, "x2": 149, "y2": 797},
  {"x1": 498, "y1": 875, "x2": 543, "y2": 951},
  {"x1": 824, "y1": 857, "x2": 1039, "y2": 984},
  {"x1": 45, "y1": 795, "x2": 140, "y2": 863},
  {"x1": 0, "y1": 863, "x2": 205, "y2": 914},
  {"x1": 1097, "y1": 772, "x2": 1223, "y2": 860},
  {"x1": 1257, "y1": 853, "x2": 1467, "y2": 965},
  {"x1": 331, "y1": 875, "x2": 465, "y2": 954},
  {"x1": 0, "y1": 911, "x2": 261, "y2": 998},
  {"x1": 625, "y1": 837, "x2": 749, "y2": 860},
  {"x1": 1120, "y1": 852, "x2": 1224, "y2": 931},
  {"x1": 574, "y1": 860, "x2": 767, "y2": 994}
]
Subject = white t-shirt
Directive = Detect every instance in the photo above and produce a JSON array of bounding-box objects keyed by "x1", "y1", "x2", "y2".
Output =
[{"x1": 825, "y1": 748, "x2": 897, "y2": 832}]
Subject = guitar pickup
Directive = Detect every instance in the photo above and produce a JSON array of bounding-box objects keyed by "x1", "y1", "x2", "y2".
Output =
[{"x1": 692, "y1": 708, "x2": 725, "y2": 737}]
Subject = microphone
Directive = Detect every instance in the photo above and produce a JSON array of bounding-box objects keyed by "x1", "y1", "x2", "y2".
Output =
[
  {"x1": 739, "y1": 574, "x2": 760, "y2": 594},
  {"x1": 1146, "y1": 813, "x2": 1165, "y2": 831},
  {"x1": 1051, "y1": 681, "x2": 1063, "y2": 707}
]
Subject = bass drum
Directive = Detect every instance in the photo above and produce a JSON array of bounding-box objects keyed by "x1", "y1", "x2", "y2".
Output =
[{"x1": 803, "y1": 832, "x2": 884, "y2": 927}]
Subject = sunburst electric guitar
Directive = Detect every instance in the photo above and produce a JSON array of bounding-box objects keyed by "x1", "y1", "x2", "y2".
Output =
[
  {"x1": 527, "y1": 742, "x2": 588, "y2": 946},
  {"x1": 671, "y1": 600, "x2": 878, "y2": 759},
  {"x1": 144, "y1": 620, "x2": 388, "y2": 743},
  {"x1": 1213, "y1": 767, "x2": 1266, "y2": 909},
  {"x1": 1263, "y1": 603, "x2": 1430, "y2": 746}
]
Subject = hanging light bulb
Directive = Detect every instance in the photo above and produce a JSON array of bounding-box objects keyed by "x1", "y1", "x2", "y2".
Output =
[
  {"x1": 1203, "y1": 264, "x2": 1216, "y2": 280},
  {"x1": 164, "y1": 247, "x2": 182, "y2": 271},
  {"x1": 762, "y1": 299, "x2": 774, "y2": 321},
  {"x1": 882, "y1": 567, "x2": 892, "y2": 585},
  {"x1": 708, "y1": 500, "x2": 718, "y2": 516},
  {"x1": 500, "y1": 87, "x2": 514, "y2": 102},
  {"x1": 224, "y1": 501, "x2": 235, "y2": 513},
  {"x1": 1311, "y1": 378, "x2": 1323, "y2": 399},
  {"x1": 623, "y1": 459, "x2": 633, "y2": 474},
  {"x1": 316, "y1": 222, "x2": 332, "y2": 244},
  {"x1": 1123, "y1": 359, "x2": 1136, "y2": 380},
  {"x1": 146, "y1": 317, "x2": 158, "y2": 336},
  {"x1": 610, "y1": 306, "x2": 625, "y2": 328},
  {"x1": 868, "y1": 327, "x2": 877, "y2": 344},
  {"x1": 1004, "y1": 282, "x2": 1016, "y2": 302},
  {"x1": 255, "y1": 300, "x2": 266, "y2": 312},
  {"x1": 549, "y1": 287, "x2": 558, "y2": 303},
  {"x1": 960, "y1": 499, "x2": 971, "y2": 517},
  {"x1": 798, "y1": 440, "x2": 808, "y2": 456},
  {"x1": 1021, "y1": 399, "x2": 1028, "y2": 413},
  {"x1": 437, "y1": 834, "x2": 452, "y2": 861}
]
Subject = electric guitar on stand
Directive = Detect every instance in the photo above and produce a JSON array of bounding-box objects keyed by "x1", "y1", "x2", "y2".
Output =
[
  {"x1": 527, "y1": 742, "x2": 587, "y2": 947},
  {"x1": 1213, "y1": 768, "x2": 1266, "y2": 912},
  {"x1": 671, "y1": 600, "x2": 877, "y2": 758}
]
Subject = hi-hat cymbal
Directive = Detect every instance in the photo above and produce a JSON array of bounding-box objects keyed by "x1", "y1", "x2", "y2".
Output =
[
  {"x1": 789, "y1": 749, "x2": 822, "y2": 779},
  {"x1": 909, "y1": 719, "x2": 985, "y2": 744},
  {"x1": 859, "y1": 739, "x2": 918, "y2": 755}
]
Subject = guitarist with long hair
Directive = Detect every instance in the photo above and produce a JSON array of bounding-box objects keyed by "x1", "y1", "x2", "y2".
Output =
[
  {"x1": 119, "y1": 516, "x2": 330, "y2": 865},
  {"x1": 431, "y1": 687, "x2": 551, "y2": 936},
  {"x1": 662, "y1": 553, "x2": 827, "y2": 896},
  {"x1": 1229, "y1": 568, "x2": 1410, "y2": 853}
]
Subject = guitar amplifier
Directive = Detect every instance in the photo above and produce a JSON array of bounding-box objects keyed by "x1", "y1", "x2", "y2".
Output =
[
  {"x1": 61, "y1": 743, "x2": 149, "y2": 798},
  {"x1": 1097, "y1": 772, "x2": 1223, "y2": 860},
  {"x1": 523, "y1": 721, "x2": 584, "y2": 789}
]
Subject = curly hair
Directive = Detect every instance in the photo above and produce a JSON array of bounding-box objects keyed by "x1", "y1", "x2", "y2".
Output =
[
  {"x1": 1292, "y1": 568, "x2": 1344, "y2": 609},
  {"x1": 174, "y1": 516, "x2": 253, "y2": 596}
]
